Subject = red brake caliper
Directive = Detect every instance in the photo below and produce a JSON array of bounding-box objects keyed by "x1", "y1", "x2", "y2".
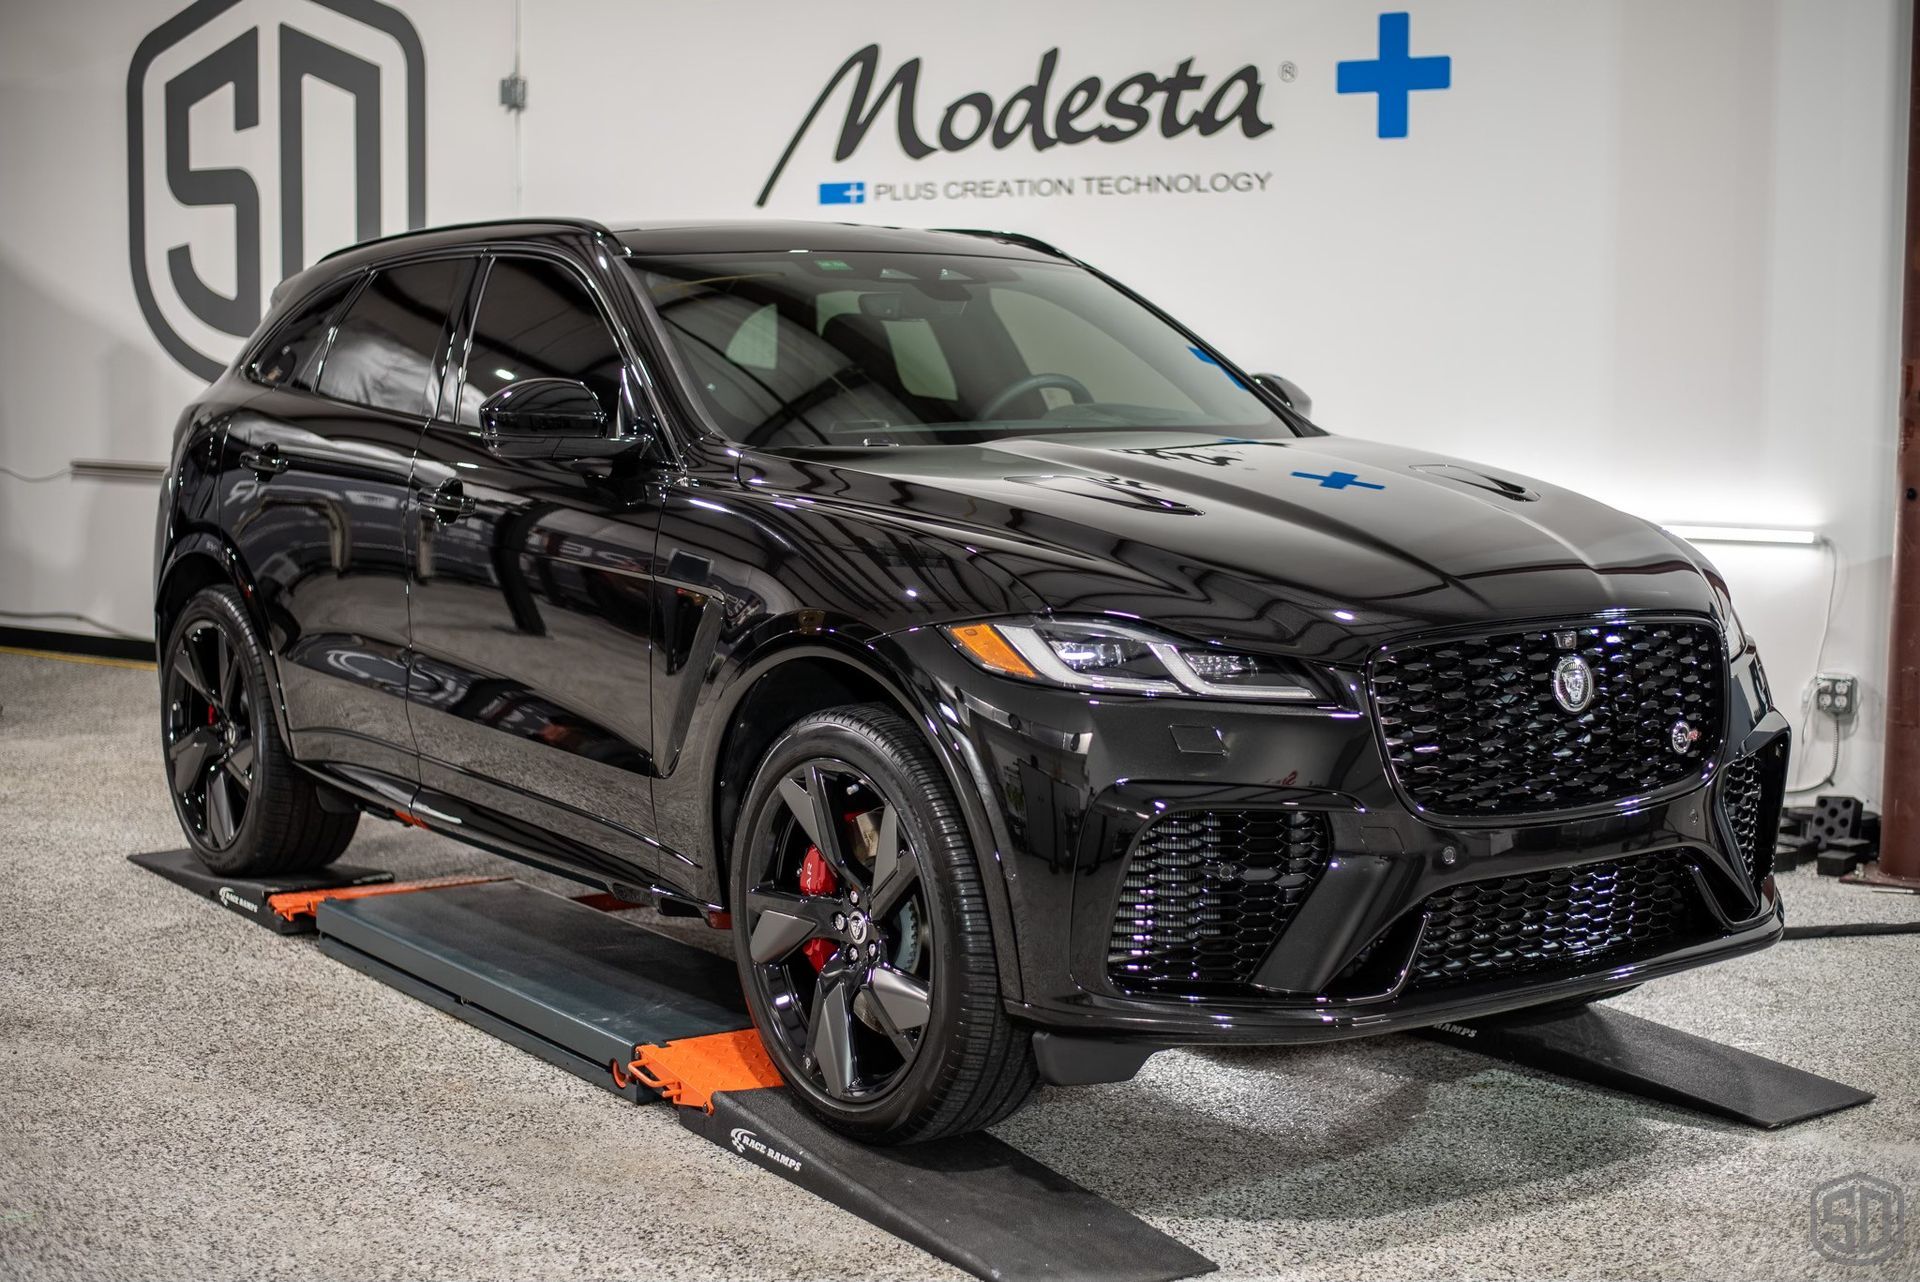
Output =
[{"x1": 798, "y1": 845, "x2": 839, "y2": 973}]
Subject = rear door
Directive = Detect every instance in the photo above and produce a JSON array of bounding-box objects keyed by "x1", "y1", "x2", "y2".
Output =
[
  {"x1": 222, "y1": 256, "x2": 472, "y2": 796},
  {"x1": 405, "y1": 250, "x2": 666, "y2": 884}
]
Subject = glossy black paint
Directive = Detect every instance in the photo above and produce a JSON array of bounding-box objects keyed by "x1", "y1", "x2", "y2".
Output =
[{"x1": 156, "y1": 217, "x2": 1786, "y2": 1050}]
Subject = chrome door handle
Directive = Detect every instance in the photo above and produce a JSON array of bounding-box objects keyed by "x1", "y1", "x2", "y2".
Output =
[
  {"x1": 422, "y1": 479, "x2": 476, "y2": 523},
  {"x1": 239, "y1": 444, "x2": 288, "y2": 478}
]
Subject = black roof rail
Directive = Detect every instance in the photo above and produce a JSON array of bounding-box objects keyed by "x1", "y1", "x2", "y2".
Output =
[
  {"x1": 316, "y1": 215, "x2": 617, "y2": 264},
  {"x1": 936, "y1": 228, "x2": 1074, "y2": 260}
]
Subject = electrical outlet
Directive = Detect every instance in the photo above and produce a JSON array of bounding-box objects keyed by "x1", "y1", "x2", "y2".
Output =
[{"x1": 1813, "y1": 672, "x2": 1858, "y2": 720}]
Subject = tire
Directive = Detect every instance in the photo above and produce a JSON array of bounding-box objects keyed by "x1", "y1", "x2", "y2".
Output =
[
  {"x1": 159, "y1": 585, "x2": 357, "y2": 875},
  {"x1": 729, "y1": 703, "x2": 1037, "y2": 1144}
]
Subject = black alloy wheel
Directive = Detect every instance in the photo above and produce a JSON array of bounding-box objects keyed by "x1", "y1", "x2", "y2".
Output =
[
  {"x1": 731, "y1": 704, "x2": 1037, "y2": 1143},
  {"x1": 164, "y1": 618, "x2": 257, "y2": 851},
  {"x1": 159, "y1": 586, "x2": 358, "y2": 875},
  {"x1": 744, "y1": 757, "x2": 936, "y2": 1103}
]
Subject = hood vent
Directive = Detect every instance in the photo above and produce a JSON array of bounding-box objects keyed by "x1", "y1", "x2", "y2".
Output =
[
  {"x1": 1007, "y1": 473, "x2": 1202, "y2": 515},
  {"x1": 1410, "y1": 464, "x2": 1539, "y2": 502}
]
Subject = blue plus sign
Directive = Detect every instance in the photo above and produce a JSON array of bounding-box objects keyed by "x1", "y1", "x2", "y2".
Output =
[
  {"x1": 1293, "y1": 469, "x2": 1386, "y2": 491},
  {"x1": 1338, "y1": 12, "x2": 1452, "y2": 139}
]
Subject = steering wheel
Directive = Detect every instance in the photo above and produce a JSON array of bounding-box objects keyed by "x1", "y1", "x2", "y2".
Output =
[{"x1": 977, "y1": 372, "x2": 1095, "y2": 421}]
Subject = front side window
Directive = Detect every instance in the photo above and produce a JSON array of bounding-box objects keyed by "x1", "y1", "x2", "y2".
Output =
[
  {"x1": 316, "y1": 257, "x2": 472, "y2": 418},
  {"x1": 251, "y1": 276, "x2": 356, "y2": 390},
  {"x1": 454, "y1": 257, "x2": 625, "y2": 428},
  {"x1": 627, "y1": 251, "x2": 1289, "y2": 449}
]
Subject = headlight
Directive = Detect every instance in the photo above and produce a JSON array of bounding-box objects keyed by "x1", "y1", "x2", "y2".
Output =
[{"x1": 941, "y1": 618, "x2": 1331, "y2": 702}]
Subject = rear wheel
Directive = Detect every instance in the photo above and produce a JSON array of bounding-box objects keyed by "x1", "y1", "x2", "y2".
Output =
[
  {"x1": 730, "y1": 704, "x2": 1037, "y2": 1143},
  {"x1": 160, "y1": 586, "x2": 357, "y2": 875}
]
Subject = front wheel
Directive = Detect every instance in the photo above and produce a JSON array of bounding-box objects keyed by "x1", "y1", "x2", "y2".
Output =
[{"x1": 730, "y1": 704, "x2": 1037, "y2": 1143}]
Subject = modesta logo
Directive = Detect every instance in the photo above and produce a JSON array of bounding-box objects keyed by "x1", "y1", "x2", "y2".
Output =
[
  {"x1": 758, "y1": 43, "x2": 1274, "y2": 208},
  {"x1": 128, "y1": 0, "x2": 426, "y2": 380},
  {"x1": 729, "y1": 1127, "x2": 803, "y2": 1172},
  {"x1": 760, "y1": 14, "x2": 1454, "y2": 209}
]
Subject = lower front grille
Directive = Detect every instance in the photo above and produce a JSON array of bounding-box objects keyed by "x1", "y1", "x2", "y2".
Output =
[
  {"x1": 1719, "y1": 740, "x2": 1788, "y2": 890},
  {"x1": 1721, "y1": 755, "x2": 1767, "y2": 884},
  {"x1": 1108, "y1": 809, "x2": 1331, "y2": 997},
  {"x1": 1408, "y1": 854, "x2": 1707, "y2": 989}
]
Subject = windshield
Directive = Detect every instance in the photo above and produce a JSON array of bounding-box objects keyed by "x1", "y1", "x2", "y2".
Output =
[{"x1": 625, "y1": 250, "x2": 1291, "y2": 449}]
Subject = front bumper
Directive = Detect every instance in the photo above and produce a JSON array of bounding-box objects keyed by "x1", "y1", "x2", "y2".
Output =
[{"x1": 883, "y1": 624, "x2": 1788, "y2": 1046}]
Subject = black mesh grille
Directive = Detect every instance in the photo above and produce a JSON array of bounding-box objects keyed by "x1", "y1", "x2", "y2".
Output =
[
  {"x1": 1372, "y1": 619, "x2": 1725, "y2": 818},
  {"x1": 1728, "y1": 756, "x2": 1766, "y2": 886},
  {"x1": 1108, "y1": 810, "x2": 1330, "y2": 996},
  {"x1": 1408, "y1": 854, "x2": 1707, "y2": 989}
]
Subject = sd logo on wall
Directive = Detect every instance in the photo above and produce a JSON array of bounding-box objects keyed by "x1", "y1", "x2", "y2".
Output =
[{"x1": 128, "y1": 0, "x2": 425, "y2": 380}]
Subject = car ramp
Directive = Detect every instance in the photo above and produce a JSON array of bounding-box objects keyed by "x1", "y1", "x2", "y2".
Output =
[{"x1": 131, "y1": 848, "x2": 1214, "y2": 1282}]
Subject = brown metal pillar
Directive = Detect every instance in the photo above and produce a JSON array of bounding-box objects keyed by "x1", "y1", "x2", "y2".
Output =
[{"x1": 1879, "y1": 9, "x2": 1920, "y2": 883}]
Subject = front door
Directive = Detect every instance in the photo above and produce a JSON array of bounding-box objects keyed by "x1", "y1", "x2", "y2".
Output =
[{"x1": 406, "y1": 251, "x2": 666, "y2": 884}]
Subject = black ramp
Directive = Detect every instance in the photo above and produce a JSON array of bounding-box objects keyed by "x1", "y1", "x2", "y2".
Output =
[
  {"x1": 688, "y1": 1088, "x2": 1216, "y2": 1282},
  {"x1": 1422, "y1": 1004, "x2": 1874, "y2": 1128},
  {"x1": 315, "y1": 880, "x2": 749, "y2": 1073},
  {"x1": 128, "y1": 847, "x2": 393, "y2": 934}
]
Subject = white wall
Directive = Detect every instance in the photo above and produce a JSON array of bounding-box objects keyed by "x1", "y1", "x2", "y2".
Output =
[
  {"x1": 0, "y1": 0, "x2": 516, "y2": 637},
  {"x1": 0, "y1": 0, "x2": 1907, "y2": 804}
]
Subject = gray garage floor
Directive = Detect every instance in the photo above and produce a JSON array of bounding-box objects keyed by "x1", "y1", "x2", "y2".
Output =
[{"x1": 2, "y1": 648, "x2": 1917, "y2": 1281}]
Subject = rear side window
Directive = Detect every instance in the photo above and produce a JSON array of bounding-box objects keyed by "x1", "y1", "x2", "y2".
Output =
[
  {"x1": 454, "y1": 257, "x2": 624, "y2": 427},
  {"x1": 317, "y1": 258, "x2": 472, "y2": 417},
  {"x1": 251, "y1": 276, "x2": 356, "y2": 390}
]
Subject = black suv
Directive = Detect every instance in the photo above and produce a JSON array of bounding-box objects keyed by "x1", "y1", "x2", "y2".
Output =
[{"x1": 155, "y1": 218, "x2": 1789, "y2": 1142}]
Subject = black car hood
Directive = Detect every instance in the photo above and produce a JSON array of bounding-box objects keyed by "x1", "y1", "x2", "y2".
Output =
[{"x1": 745, "y1": 430, "x2": 1719, "y2": 665}]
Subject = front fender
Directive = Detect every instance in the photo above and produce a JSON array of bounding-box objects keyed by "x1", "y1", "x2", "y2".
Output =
[{"x1": 660, "y1": 624, "x2": 1026, "y2": 1003}]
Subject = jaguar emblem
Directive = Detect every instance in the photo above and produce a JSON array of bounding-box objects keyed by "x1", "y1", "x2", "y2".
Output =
[
  {"x1": 1551, "y1": 655, "x2": 1595, "y2": 713},
  {"x1": 1670, "y1": 719, "x2": 1701, "y2": 755}
]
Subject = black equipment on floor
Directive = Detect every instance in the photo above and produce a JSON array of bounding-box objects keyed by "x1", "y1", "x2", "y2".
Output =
[
  {"x1": 1418, "y1": 1005, "x2": 1872, "y2": 1128},
  {"x1": 128, "y1": 847, "x2": 393, "y2": 935},
  {"x1": 130, "y1": 848, "x2": 1882, "y2": 1280}
]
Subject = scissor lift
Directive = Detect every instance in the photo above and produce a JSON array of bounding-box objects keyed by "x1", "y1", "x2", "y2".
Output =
[{"x1": 132, "y1": 847, "x2": 1873, "y2": 1281}]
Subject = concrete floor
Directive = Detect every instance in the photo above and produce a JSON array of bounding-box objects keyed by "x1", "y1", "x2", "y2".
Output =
[{"x1": 1, "y1": 648, "x2": 1917, "y2": 1281}]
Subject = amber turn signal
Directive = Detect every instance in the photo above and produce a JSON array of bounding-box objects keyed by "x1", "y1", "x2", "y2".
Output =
[{"x1": 943, "y1": 623, "x2": 1039, "y2": 679}]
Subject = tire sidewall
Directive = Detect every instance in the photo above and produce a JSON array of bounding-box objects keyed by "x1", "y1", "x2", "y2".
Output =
[{"x1": 730, "y1": 714, "x2": 972, "y2": 1138}]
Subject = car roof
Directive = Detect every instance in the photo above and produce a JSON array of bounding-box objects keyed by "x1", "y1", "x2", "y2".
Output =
[
  {"x1": 280, "y1": 218, "x2": 1071, "y2": 312},
  {"x1": 609, "y1": 219, "x2": 1067, "y2": 261},
  {"x1": 313, "y1": 217, "x2": 1067, "y2": 269}
]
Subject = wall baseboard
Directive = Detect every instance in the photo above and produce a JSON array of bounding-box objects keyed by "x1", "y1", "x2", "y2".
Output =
[{"x1": 0, "y1": 626, "x2": 156, "y2": 663}]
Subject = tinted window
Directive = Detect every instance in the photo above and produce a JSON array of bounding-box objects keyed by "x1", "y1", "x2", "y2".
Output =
[
  {"x1": 628, "y1": 251, "x2": 1289, "y2": 449},
  {"x1": 316, "y1": 258, "x2": 471, "y2": 417},
  {"x1": 252, "y1": 276, "x2": 356, "y2": 390},
  {"x1": 454, "y1": 257, "x2": 624, "y2": 428}
]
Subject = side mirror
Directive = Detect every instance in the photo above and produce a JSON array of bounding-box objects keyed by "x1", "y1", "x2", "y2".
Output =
[
  {"x1": 1252, "y1": 372, "x2": 1312, "y2": 419},
  {"x1": 479, "y1": 378, "x2": 627, "y2": 460}
]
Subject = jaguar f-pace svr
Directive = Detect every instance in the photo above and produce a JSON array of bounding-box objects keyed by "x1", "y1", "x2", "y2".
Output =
[{"x1": 155, "y1": 218, "x2": 1789, "y2": 1142}]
